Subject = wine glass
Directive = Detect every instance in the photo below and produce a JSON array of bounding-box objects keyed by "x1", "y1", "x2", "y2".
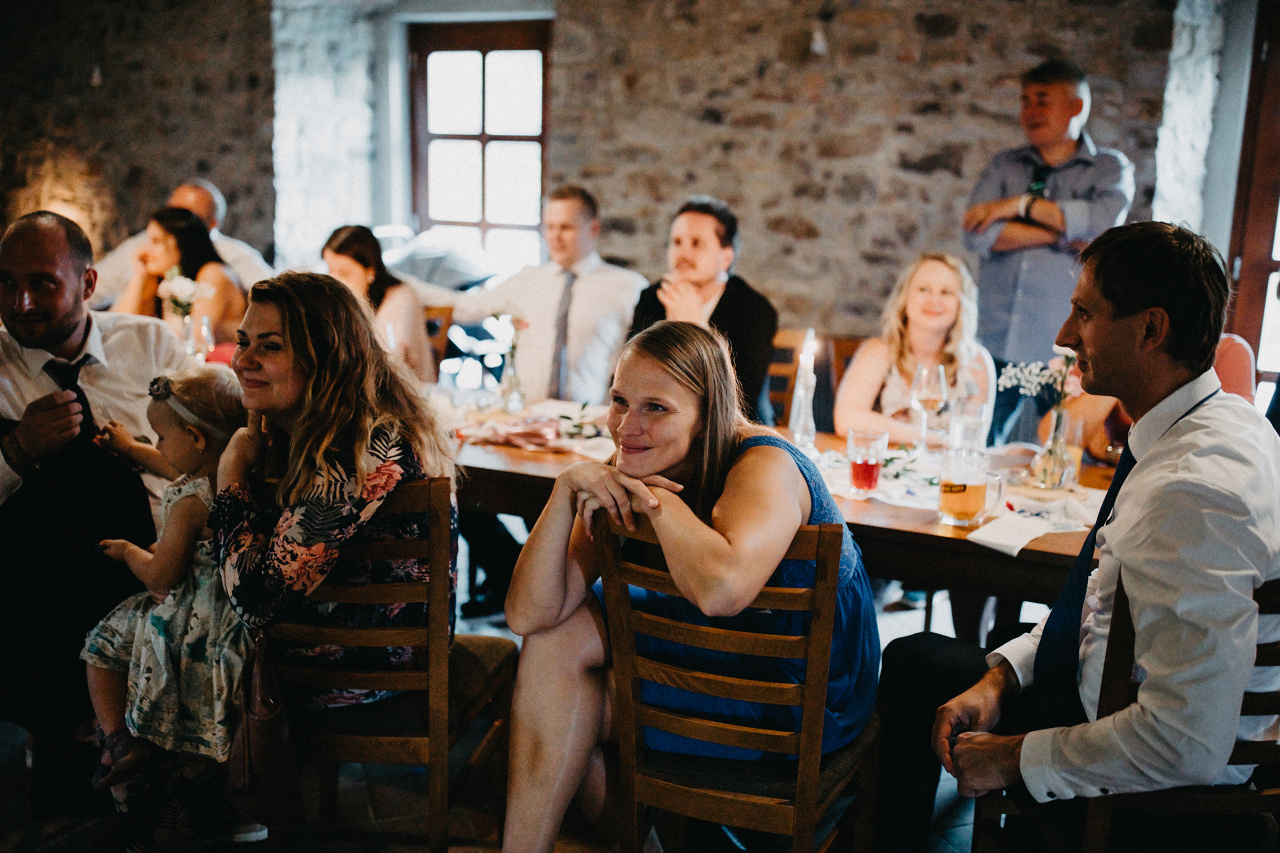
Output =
[{"x1": 910, "y1": 364, "x2": 948, "y2": 451}]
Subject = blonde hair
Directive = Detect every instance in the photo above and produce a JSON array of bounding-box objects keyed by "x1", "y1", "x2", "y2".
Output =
[
  {"x1": 248, "y1": 272, "x2": 455, "y2": 506},
  {"x1": 150, "y1": 363, "x2": 245, "y2": 449},
  {"x1": 619, "y1": 321, "x2": 748, "y2": 519},
  {"x1": 880, "y1": 253, "x2": 979, "y2": 386}
]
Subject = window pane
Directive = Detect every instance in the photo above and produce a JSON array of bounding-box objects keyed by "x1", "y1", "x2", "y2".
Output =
[
  {"x1": 1258, "y1": 272, "x2": 1280, "y2": 373},
  {"x1": 427, "y1": 51, "x2": 482, "y2": 135},
  {"x1": 427, "y1": 140, "x2": 482, "y2": 223},
  {"x1": 485, "y1": 141, "x2": 542, "y2": 226},
  {"x1": 423, "y1": 224, "x2": 485, "y2": 271},
  {"x1": 485, "y1": 50, "x2": 543, "y2": 136},
  {"x1": 485, "y1": 228, "x2": 542, "y2": 278}
]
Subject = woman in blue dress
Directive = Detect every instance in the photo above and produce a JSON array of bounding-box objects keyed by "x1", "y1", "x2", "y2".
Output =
[{"x1": 502, "y1": 320, "x2": 879, "y2": 852}]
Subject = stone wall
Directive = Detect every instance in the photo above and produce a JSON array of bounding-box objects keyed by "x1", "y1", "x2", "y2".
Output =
[
  {"x1": 272, "y1": 0, "x2": 377, "y2": 270},
  {"x1": 547, "y1": 0, "x2": 1175, "y2": 336},
  {"x1": 0, "y1": 0, "x2": 275, "y2": 261}
]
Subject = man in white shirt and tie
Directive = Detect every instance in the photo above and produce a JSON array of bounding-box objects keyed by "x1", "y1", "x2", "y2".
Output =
[
  {"x1": 0, "y1": 211, "x2": 189, "y2": 811},
  {"x1": 90, "y1": 179, "x2": 274, "y2": 310},
  {"x1": 876, "y1": 222, "x2": 1280, "y2": 851},
  {"x1": 424, "y1": 185, "x2": 645, "y2": 615}
]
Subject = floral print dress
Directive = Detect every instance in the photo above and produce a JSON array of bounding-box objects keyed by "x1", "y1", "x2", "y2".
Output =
[
  {"x1": 82, "y1": 475, "x2": 250, "y2": 761},
  {"x1": 213, "y1": 425, "x2": 458, "y2": 707}
]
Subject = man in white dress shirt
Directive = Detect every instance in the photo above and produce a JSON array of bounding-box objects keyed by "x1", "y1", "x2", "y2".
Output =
[
  {"x1": 424, "y1": 185, "x2": 645, "y2": 616},
  {"x1": 89, "y1": 179, "x2": 274, "y2": 309},
  {"x1": 421, "y1": 184, "x2": 646, "y2": 405},
  {"x1": 876, "y1": 222, "x2": 1280, "y2": 851},
  {"x1": 0, "y1": 211, "x2": 189, "y2": 809}
]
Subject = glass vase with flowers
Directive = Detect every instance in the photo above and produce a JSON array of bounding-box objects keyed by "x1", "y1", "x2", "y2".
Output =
[{"x1": 997, "y1": 345, "x2": 1081, "y2": 488}]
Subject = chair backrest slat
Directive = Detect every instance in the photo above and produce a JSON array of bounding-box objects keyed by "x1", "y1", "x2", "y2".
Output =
[
  {"x1": 1228, "y1": 740, "x2": 1280, "y2": 766},
  {"x1": 1256, "y1": 641, "x2": 1280, "y2": 667},
  {"x1": 619, "y1": 562, "x2": 812, "y2": 611},
  {"x1": 276, "y1": 667, "x2": 432, "y2": 692},
  {"x1": 631, "y1": 610, "x2": 809, "y2": 659},
  {"x1": 271, "y1": 624, "x2": 433, "y2": 647},
  {"x1": 306, "y1": 582, "x2": 430, "y2": 604},
  {"x1": 637, "y1": 704, "x2": 802, "y2": 754},
  {"x1": 1240, "y1": 692, "x2": 1280, "y2": 717},
  {"x1": 635, "y1": 656, "x2": 806, "y2": 706},
  {"x1": 342, "y1": 541, "x2": 432, "y2": 562}
]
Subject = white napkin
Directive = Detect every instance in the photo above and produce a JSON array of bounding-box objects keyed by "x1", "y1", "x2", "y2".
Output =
[
  {"x1": 547, "y1": 436, "x2": 616, "y2": 462},
  {"x1": 966, "y1": 513, "x2": 1056, "y2": 556}
]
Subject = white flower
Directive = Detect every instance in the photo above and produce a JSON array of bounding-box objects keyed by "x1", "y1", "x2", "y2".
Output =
[{"x1": 157, "y1": 274, "x2": 214, "y2": 315}]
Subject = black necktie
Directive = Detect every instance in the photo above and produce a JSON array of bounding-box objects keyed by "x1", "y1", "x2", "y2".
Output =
[
  {"x1": 44, "y1": 356, "x2": 98, "y2": 438},
  {"x1": 1033, "y1": 444, "x2": 1137, "y2": 693}
]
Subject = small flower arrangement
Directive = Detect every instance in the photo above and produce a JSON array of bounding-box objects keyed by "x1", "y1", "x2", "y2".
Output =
[
  {"x1": 996, "y1": 345, "x2": 1079, "y2": 405},
  {"x1": 998, "y1": 346, "x2": 1082, "y2": 488},
  {"x1": 559, "y1": 402, "x2": 603, "y2": 439},
  {"x1": 157, "y1": 266, "x2": 214, "y2": 317}
]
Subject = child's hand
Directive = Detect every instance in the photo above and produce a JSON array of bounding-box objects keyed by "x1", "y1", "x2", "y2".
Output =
[
  {"x1": 98, "y1": 539, "x2": 131, "y2": 562},
  {"x1": 94, "y1": 421, "x2": 135, "y2": 455}
]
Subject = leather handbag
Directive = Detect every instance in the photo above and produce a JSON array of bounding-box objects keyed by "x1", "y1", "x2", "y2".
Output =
[{"x1": 226, "y1": 629, "x2": 300, "y2": 824}]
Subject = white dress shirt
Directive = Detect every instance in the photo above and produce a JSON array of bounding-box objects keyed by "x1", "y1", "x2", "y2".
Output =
[
  {"x1": 992, "y1": 370, "x2": 1280, "y2": 802},
  {"x1": 89, "y1": 230, "x2": 275, "y2": 310},
  {"x1": 417, "y1": 252, "x2": 645, "y2": 405},
  {"x1": 0, "y1": 312, "x2": 191, "y2": 509}
]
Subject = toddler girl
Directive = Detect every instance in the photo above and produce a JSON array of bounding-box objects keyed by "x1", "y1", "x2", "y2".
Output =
[{"x1": 82, "y1": 363, "x2": 248, "y2": 789}]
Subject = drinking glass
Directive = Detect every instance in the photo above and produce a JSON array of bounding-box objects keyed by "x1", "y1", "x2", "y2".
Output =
[
  {"x1": 939, "y1": 448, "x2": 1003, "y2": 527},
  {"x1": 847, "y1": 430, "x2": 889, "y2": 500},
  {"x1": 910, "y1": 364, "x2": 948, "y2": 450}
]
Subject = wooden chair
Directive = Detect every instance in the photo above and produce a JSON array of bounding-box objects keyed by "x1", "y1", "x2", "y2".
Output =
[
  {"x1": 269, "y1": 478, "x2": 516, "y2": 852},
  {"x1": 972, "y1": 576, "x2": 1280, "y2": 852},
  {"x1": 769, "y1": 329, "x2": 811, "y2": 423},
  {"x1": 423, "y1": 305, "x2": 454, "y2": 369},
  {"x1": 592, "y1": 513, "x2": 880, "y2": 853},
  {"x1": 829, "y1": 337, "x2": 866, "y2": 393}
]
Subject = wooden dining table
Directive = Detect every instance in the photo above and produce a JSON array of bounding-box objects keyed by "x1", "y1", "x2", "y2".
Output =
[{"x1": 456, "y1": 433, "x2": 1107, "y2": 606}]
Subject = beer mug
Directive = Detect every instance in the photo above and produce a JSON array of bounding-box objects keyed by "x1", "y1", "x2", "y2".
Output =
[{"x1": 939, "y1": 449, "x2": 1003, "y2": 527}]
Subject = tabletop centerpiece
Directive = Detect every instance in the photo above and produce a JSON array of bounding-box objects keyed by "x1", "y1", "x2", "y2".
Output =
[
  {"x1": 157, "y1": 266, "x2": 214, "y2": 357},
  {"x1": 997, "y1": 345, "x2": 1081, "y2": 489}
]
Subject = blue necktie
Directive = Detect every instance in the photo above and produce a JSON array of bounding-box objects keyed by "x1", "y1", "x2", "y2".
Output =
[{"x1": 1032, "y1": 444, "x2": 1137, "y2": 692}]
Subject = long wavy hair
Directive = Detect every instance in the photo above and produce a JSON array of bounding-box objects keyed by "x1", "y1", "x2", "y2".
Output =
[
  {"x1": 151, "y1": 206, "x2": 224, "y2": 279},
  {"x1": 322, "y1": 225, "x2": 400, "y2": 311},
  {"x1": 620, "y1": 321, "x2": 748, "y2": 519},
  {"x1": 248, "y1": 272, "x2": 454, "y2": 506},
  {"x1": 880, "y1": 253, "x2": 979, "y2": 386}
]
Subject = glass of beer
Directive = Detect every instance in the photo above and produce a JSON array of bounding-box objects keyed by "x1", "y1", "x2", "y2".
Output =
[
  {"x1": 939, "y1": 449, "x2": 1003, "y2": 527},
  {"x1": 848, "y1": 430, "x2": 889, "y2": 500}
]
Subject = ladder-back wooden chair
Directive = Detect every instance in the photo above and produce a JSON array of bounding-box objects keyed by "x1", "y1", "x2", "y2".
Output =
[
  {"x1": 592, "y1": 513, "x2": 879, "y2": 853},
  {"x1": 828, "y1": 337, "x2": 866, "y2": 393},
  {"x1": 423, "y1": 305, "x2": 454, "y2": 369},
  {"x1": 769, "y1": 329, "x2": 810, "y2": 423},
  {"x1": 269, "y1": 478, "x2": 516, "y2": 852},
  {"x1": 972, "y1": 575, "x2": 1280, "y2": 852}
]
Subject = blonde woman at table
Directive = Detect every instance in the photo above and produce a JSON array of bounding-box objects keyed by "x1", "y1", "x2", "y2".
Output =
[
  {"x1": 833, "y1": 253, "x2": 995, "y2": 448},
  {"x1": 502, "y1": 321, "x2": 879, "y2": 852}
]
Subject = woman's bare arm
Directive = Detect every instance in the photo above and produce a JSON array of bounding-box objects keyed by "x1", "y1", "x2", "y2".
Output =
[
  {"x1": 193, "y1": 263, "x2": 245, "y2": 344},
  {"x1": 833, "y1": 338, "x2": 930, "y2": 445},
  {"x1": 642, "y1": 442, "x2": 809, "y2": 617}
]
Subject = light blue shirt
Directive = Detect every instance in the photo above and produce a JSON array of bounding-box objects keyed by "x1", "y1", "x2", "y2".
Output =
[{"x1": 966, "y1": 133, "x2": 1134, "y2": 363}]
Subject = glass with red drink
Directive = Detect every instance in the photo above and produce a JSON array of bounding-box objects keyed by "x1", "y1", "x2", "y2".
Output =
[{"x1": 847, "y1": 430, "x2": 889, "y2": 500}]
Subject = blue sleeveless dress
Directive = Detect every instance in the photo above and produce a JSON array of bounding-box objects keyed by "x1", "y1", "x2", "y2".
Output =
[{"x1": 596, "y1": 434, "x2": 880, "y2": 759}]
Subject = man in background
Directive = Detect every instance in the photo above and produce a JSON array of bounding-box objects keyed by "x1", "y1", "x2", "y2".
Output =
[
  {"x1": 963, "y1": 59, "x2": 1133, "y2": 443},
  {"x1": 91, "y1": 179, "x2": 273, "y2": 309}
]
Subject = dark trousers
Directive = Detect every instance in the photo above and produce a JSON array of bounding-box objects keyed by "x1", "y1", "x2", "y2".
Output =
[
  {"x1": 457, "y1": 509, "x2": 522, "y2": 596},
  {"x1": 874, "y1": 632, "x2": 1271, "y2": 853},
  {"x1": 0, "y1": 423, "x2": 151, "y2": 811}
]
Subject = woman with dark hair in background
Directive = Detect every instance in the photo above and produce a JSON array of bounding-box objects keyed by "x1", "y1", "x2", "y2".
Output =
[
  {"x1": 112, "y1": 206, "x2": 247, "y2": 344},
  {"x1": 323, "y1": 224, "x2": 436, "y2": 384}
]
